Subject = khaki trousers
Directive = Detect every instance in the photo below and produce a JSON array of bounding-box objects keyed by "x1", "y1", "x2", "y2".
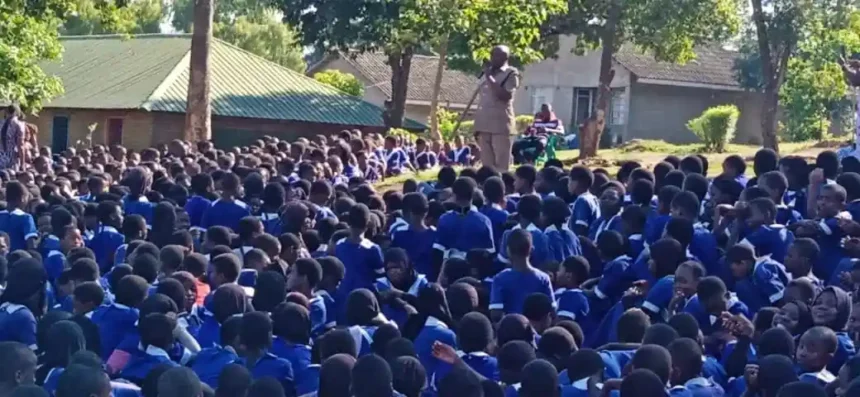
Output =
[{"x1": 477, "y1": 132, "x2": 512, "y2": 171}]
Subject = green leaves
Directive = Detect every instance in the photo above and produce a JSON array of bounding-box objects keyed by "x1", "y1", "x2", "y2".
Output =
[
  {"x1": 214, "y1": 15, "x2": 307, "y2": 73},
  {"x1": 313, "y1": 70, "x2": 364, "y2": 96}
]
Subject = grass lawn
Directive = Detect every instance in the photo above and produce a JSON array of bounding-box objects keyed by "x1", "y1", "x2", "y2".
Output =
[{"x1": 373, "y1": 139, "x2": 841, "y2": 192}]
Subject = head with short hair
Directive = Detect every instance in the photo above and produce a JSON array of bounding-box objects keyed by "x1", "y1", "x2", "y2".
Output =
[{"x1": 617, "y1": 308, "x2": 650, "y2": 343}]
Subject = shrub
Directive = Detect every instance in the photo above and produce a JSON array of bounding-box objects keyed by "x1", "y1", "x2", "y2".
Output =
[
  {"x1": 515, "y1": 115, "x2": 534, "y2": 133},
  {"x1": 686, "y1": 105, "x2": 740, "y2": 152},
  {"x1": 313, "y1": 70, "x2": 364, "y2": 97}
]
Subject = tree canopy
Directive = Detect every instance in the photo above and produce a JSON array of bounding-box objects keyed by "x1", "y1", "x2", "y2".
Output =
[
  {"x1": 62, "y1": 0, "x2": 164, "y2": 36},
  {"x1": 313, "y1": 70, "x2": 364, "y2": 97}
]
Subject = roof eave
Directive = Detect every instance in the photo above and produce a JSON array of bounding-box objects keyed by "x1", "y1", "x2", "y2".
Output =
[{"x1": 635, "y1": 77, "x2": 745, "y2": 92}]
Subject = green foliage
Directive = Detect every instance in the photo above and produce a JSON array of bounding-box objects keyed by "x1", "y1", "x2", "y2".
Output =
[
  {"x1": 686, "y1": 105, "x2": 740, "y2": 152},
  {"x1": 313, "y1": 70, "x2": 364, "y2": 97},
  {"x1": 214, "y1": 15, "x2": 306, "y2": 73},
  {"x1": 515, "y1": 115, "x2": 534, "y2": 133},
  {"x1": 436, "y1": 107, "x2": 461, "y2": 141},
  {"x1": 563, "y1": 0, "x2": 740, "y2": 63},
  {"x1": 62, "y1": 0, "x2": 164, "y2": 35},
  {"x1": 0, "y1": 0, "x2": 72, "y2": 111},
  {"x1": 171, "y1": 0, "x2": 270, "y2": 32}
]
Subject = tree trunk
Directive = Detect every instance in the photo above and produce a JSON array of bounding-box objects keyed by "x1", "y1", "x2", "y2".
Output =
[
  {"x1": 429, "y1": 37, "x2": 449, "y2": 140},
  {"x1": 184, "y1": 0, "x2": 213, "y2": 142},
  {"x1": 580, "y1": 0, "x2": 621, "y2": 159},
  {"x1": 751, "y1": 0, "x2": 780, "y2": 152},
  {"x1": 388, "y1": 47, "x2": 414, "y2": 130},
  {"x1": 761, "y1": 87, "x2": 780, "y2": 150}
]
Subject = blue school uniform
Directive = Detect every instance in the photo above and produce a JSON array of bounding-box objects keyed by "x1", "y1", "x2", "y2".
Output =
[
  {"x1": 831, "y1": 332, "x2": 856, "y2": 374},
  {"x1": 191, "y1": 345, "x2": 239, "y2": 389},
  {"x1": 38, "y1": 234, "x2": 61, "y2": 259},
  {"x1": 258, "y1": 212, "x2": 281, "y2": 235},
  {"x1": 434, "y1": 206, "x2": 495, "y2": 259},
  {"x1": 237, "y1": 269, "x2": 257, "y2": 289},
  {"x1": 683, "y1": 294, "x2": 749, "y2": 336},
  {"x1": 314, "y1": 290, "x2": 337, "y2": 331},
  {"x1": 505, "y1": 193, "x2": 526, "y2": 214},
  {"x1": 798, "y1": 369, "x2": 836, "y2": 388},
  {"x1": 594, "y1": 255, "x2": 633, "y2": 304},
  {"x1": 314, "y1": 205, "x2": 337, "y2": 222},
  {"x1": 847, "y1": 199, "x2": 860, "y2": 221},
  {"x1": 587, "y1": 214, "x2": 622, "y2": 242},
  {"x1": 627, "y1": 234, "x2": 646, "y2": 259},
  {"x1": 44, "y1": 250, "x2": 66, "y2": 283},
  {"x1": 391, "y1": 225, "x2": 438, "y2": 280},
  {"x1": 120, "y1": 345, "x2": 179, "y2": 383},
  {"x1": 733, "y1": 256, "x2": 789, "y2": 314},
  {"x1": 703, "y1": 356, "x2": 728, "y2": 389},
  {"x1": 776, "y1": 204, "x2": 802, "y2": 226},
  {"x1": 347, "y1": 325, "x2": 377, "y2": 356},
  {"x1": 415, "y1": 317, "x2": 457, "y2": 384},
  {"x1": 239, "y1": 352, "x2": 295, "y2": 394},
  {"x1": 568, "y1": 192, "x2": 600, "y2": 233},
  {"x1": 740, "y1": 224, "x2": 794, "y2": 264},
  {"x1": 185, "y1": 195, "x2": 212, "y2": 231},
  {"x1": 308, "y1": 295, "x2": 327, "y2": 337},
  {"x1": 270, "y1": 338, "x2": 313, "y2": 394},
  {"x1": 641, "y1": 276, "x2": 676, "y2": 321},
  {"x1": 195, "y1": 315, "x2": 222, "y2": 350},
  {"x1": 691, "y1": 222, "x2": 720, "y2": 279},
  {"x1": 88, "y1": 225, "x2": 125, "y2": 272},
  {"x1": 385, "y1": 148, "x2": 410, "y2": 174},
  {"x1": 334, "y1": 237, "x2": 385, "y2": 322},
  {"x1": 416, "y1": 151, "x2": 439, "y2": 170},
  {"x1": 815, "y1": 216, "x2": 849, "y2": 281},
  {"x1": 200, "y1": 199, "x2": 252, "y2": 232},
  {"x1": 561, "y1": 379, "x2": 595, "y2": 397},
  {"x1": 480, "y1": 204, "x2": 510, "y2": 249},
  {"x1": 122, "y1": 196, "x2": 154, "y2": 225},
  {"x1": 498, "y1": 223, "x2": 551, "y2": 269},
  {"x1": 674, "y1": 377, "x2": 725, "y2": 397},
  {"x1": 114, "y1": 244, "x2": 129, "y2": 267},
  {"x1": 545, "y1": 224, "x2": 583, "y2": 263},
  {"x1": 555, "y1": 288, "x2": 589, "y2": 322},
  {"x1": 431, "y1": 351, "x2": 499, "y2": 392},
  {"x1": 0, "y1": 303, "x2": 36, "y2": 349},
  {"x1": 0, "y1": 208, "x2": 37, "y2": 251},
  {"x1": 450, "y1": 146, "x2": 471, "y2": 166},
  {"x1": 489, "y1": 266, "x2": 554, "y2": 314},
  {"x1": 645, "y1": 214, "x2": 671, "y2": 245},
  {"x1": 363, "y1": 157, "x2": 383, "y2": 183},
  {"x1": 784, "y1": 189, "x2": 808, "y2": 218},
  {"x1": 600, "y1": 349, "x2": 637, "y2": 378},
  {"x1": 374, "y1": 274, "x2": 428, "y2": 328}
]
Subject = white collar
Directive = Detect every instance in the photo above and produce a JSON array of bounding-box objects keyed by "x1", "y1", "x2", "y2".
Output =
[
  {"x1": 0, "y1": 303, "x2": 25, "y2": 313},
  {"x1": 425, "y1": 316, "x2": 448, "y2": 329},
  {"x1": 684, "y1": 377, "x2": 712, "y2": 388},
  {"x1": 571, "y1": 378, "x2": 590, "y2": 391},
  {"x1": 612, "y1": 255, "x2": 631, "y2": 262},
  {"x1": 99, "y1": 225, "x2": 119, "y2": 234},
  {"x1": 457, "y1": 350, "x2": 489, "y2": 358},
  {"x1": 512, "y1": 223, "x2": 541, "y2": 232},
  {"x1": 408, "y1": 274, "x2": 427, "y2": 296},
  {"x1": 544, "y1": 224, "x2": 571, "y2": 233},
  {"x1": 628, "y1": 234, "x2": 643, "y2": 241},
  {"x1": 144, "y1": 345, "x2": 171, "y2": 359}
]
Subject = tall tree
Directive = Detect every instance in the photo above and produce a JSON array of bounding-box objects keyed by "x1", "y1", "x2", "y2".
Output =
[
  {"x1": 62, "y1": 0, "x2": 164, "y2": 35},
  {"x1": 561, "y1": 0, "x2": 740, "y2": 158},
  {"x1": 185, "y1": 0, "x2": 214, "y2": 142}
]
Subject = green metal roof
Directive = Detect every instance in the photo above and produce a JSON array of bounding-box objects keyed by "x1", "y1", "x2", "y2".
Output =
[{"x1": 42, "y1": 34, "x2": 424, "y2": 129}]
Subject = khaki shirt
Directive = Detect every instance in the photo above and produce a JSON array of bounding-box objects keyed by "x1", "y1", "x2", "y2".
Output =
[{"x1": 473, "y1": 66, "x2": 520, "y2": 135}]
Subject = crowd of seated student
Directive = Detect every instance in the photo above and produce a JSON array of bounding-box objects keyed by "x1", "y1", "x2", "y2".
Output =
[{"x1": 4, "y1": 133, "x2": 860, "y2": 397}]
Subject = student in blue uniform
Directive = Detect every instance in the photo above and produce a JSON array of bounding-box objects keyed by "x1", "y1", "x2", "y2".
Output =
[
  {"x1": 498, "y1": 195, "x2": 550, "y2": 268},
  {"x1": 640, "y1": 238, "x2": 686, "y2": 322},
  {"x1": 236, "y1": 311, "x2": 295, "y2": 396},
  {"x1": 623, "y1": 344, "x2": 676, "y2": 396},
  {"x1": 432, "y1": 311, "x2": 498, "y2": 389},
  {"x1": 567, "y1": 166, "x2": 600, "y2": 237},
  {"x1": 498, "y1": 340, "x2": 536, "y2": 395},
  {"x1": 480, "y1": 177, "x2": 511, "y2": 249},
  {"x1": 334, "y1": 203, "x2": 385, "y2": 322},
  {"x1": 727, "y1": 243, "x2": 789, "y2": 314},
  {"x1": 201, "y1": 172, "x2": 252, "y2": 232},
  {"x1": 683, "y1": 276, "x2": 750, "y2": 337},
  {"x1": 120, "y1": 313, "x2": 180, "y2": 385},
  {"x1": 38, "y1": 207, "x2": 74, "y2": 259},
  {"x1": 410, "y1": 283, "x2": 457, "y2": 384},
  {"x1": 88, "y1": 201, "x2": 125, "y2": 273},
  {"x1": 434, "y1": 177, "x2": 495, "y2": 260},
  {"x1": 804, "y1": 182, "x2": 849, "y2": 281},
  {"x1": 784, "y1": 238, "x2": 824, "y2": 290},
  {"x1": 543, "y1": 196, "x2": 582, "y2": 263},
  {"x1": 197, "y1": 283, "x2": 248, "y2": 350},
  {"x1": 115, "y1": 215, "x2": 147, "y2": 267},
  {"x1": 589, "y1": 230, "x2": 632, "y2": 307},
  {"x1": 810, "y1": 286, "x2": 855, "y2": 373},
  {"x1": 234, "y1": 217, "x2": 263, "y2": 267},
  {"x1": 71, "y1": 281, "x2": 104, "y2": 317},
  {"x1": 588, "y1": 184, "x2": 624, "y2": 242},
  {"x1": 122, "y1": 167, "x2": 155, "y2": 225},
  {"x1": 45, "y1": 225, "x2": 85, "y2": 283},
  {"x1": 186, "y1": 173, "x2": 214, "y2": 232},
  {"x1": 91, "y1": 274, "x2": 148, "y2": 360},
  {"x1": 554, "y1": 256, "x2": 590, "y2": 322},
  {"x1": 645, "y1": 186, "x2": 680, "y2": 245},
  {"x1": 668, "y1": 338, "x2": 725, "y2": 397},
  {"x1": 517, "y1": 359, "x2": 559, "y2": 397},
  {"x1": 314, "y1": 256, "x2": 344, "y2": 333},
  {"x1": 270, "y1": 302, "x2": 315, "y2": 396},
  {"x1": 759, "y1": 171, "x2": 803, "y2": 225},
  {"x1": 621, "y1": 205, "x2": 648, "y2": 260},
  {"x1": 838, "y1": 171, "x2": 860, "y2": 221},
  {"x1": 374, "y1": 248, "x2": 427, "y2": 328},
  {"x1": 391, "y1": 192, "x2": 440, "y2": 281},
  {"x1": 737, "y1": 197, "x2": 794, "y2": 264},
  {"x1": 190, "y1": 315, "x2": 242, "y2": 389},
  {"x1": 796, "y1": 326, "x2": 838, "y2": 388},
  {"x1": 0, "y1": 181, "x2": 37, "y2": 251},
  {"x1": 561, "y1": 348, "x2": 604, "y2": 396},
  {"x1": 490, "y1": 229, "x2": 554, "y2": 320},
  {"x1": 286, "y1": 258, "x2": 327, "y2": 336},
  {"x1": 0, "y1": 258, "x2": 47, "y2": 350},
  {"x1": 414, "y1": 138, "x2": 438, "y2": 170},
  {"x1": 672, "y1": 191, "x2": 719, "y2": 280},
  {"x1": 506, "y1": 165, "x2": 539, "y2": 213},
  {"x1": 345, "y1": 288, "x2": 390, "y2": 356}
]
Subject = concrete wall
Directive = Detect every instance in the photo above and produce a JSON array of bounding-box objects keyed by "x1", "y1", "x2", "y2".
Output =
[
  {"x1": 514, "y1": 35, "x2": 632, "y2": 129},
  {"x1": 31, "y1": 108, "x2": 155, "y2": 150},
  {"x1": 627, "y1": 83, "x2": 764, "y2": 144}
]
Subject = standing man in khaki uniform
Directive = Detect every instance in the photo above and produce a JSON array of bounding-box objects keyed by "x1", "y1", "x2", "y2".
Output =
[{"x1": 473, "y1": 46, "x2": 520, "y2": 171}]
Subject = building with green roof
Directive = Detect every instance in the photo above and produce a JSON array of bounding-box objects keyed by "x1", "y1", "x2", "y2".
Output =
[{"x1": 32, "y1": 34, "x2": 424, "y2": 151}]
